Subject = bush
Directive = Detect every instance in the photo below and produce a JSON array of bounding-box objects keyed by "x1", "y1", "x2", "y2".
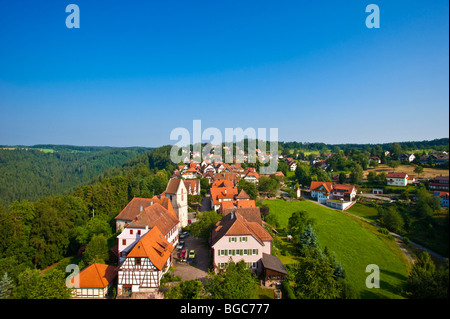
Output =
[{"x1": 281, "y1": 280, "x2": 296, "y2": 299}]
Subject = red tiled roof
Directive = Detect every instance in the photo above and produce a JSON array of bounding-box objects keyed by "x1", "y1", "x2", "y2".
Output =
[
  {"x1": 126, "y1": 226, "x2": 174, "y2": 270},
  {"x1": 72, "y1": 263, "x2": 117, "y2": 289},
  {"x1": 332, "y1": 184, "x2": 356, "y2": 193},
  {"x1": 210, "y1": 186, "x2": 238, "y2": 205},
  {"x1": 211, "y1": 212, "x2": 272, "y2": 246},
  {"x1": 126, "y1": 202, "x2": 179, "y2": 236},
  {"x1": 386, "y1": 172, "x2": 408, "y2": 178},
  {"x1": 310, "y1": 181, "x2": 333, "y2": 193}
]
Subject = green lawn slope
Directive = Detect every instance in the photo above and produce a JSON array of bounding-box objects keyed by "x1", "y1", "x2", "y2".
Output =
[{"x1": 263, "y1": 199, "x2": 410, "y2": 299}]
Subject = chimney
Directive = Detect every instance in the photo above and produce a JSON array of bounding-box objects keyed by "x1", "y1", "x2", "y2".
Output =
[
  {"x1": 230, "y1": 210, "x2": 234, "y2": 219},
  {"x1": 224, "y1": 189, "x2": 227, "y2": 195},
  {"x1": 145, "y1": 225, "x2": 148, "y2": 231},
  {"x1": 140, "y1": 205, "x2": 143, "y2": 212}
]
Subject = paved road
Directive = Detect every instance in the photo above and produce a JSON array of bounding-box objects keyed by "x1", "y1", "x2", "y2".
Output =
[
  {"x1": 359, "y1": 193, "x2": 393, "y2": 202},
  {"x1": 199, "y1": 195, "x2": 211, "y2": 212},
  {"x1": 172, "y1": 235, "x2": 211, "y2": 282}
]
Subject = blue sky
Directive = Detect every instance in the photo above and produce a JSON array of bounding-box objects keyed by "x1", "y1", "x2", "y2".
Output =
[{"x1": 0, "y1": 0, "x2": 448, "y2": 147}]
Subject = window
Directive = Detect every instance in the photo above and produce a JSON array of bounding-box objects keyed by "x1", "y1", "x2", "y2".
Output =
[
  {"x1": 252, "y1": 249, "x2": 258, "y2": 255},
  {"x1": 135, "y1": 258, "x2": 141, "y2": 266},
  {"x1": 229, "y1": 237, "x2": 236, "y2": 243},
  {"x1": 130, "y1": 230, "x2": 133, "y2": 235},
  {"x1": 240, "y1": 237, "x2": 247, "y2": 242},
  {"x1": 137, "y1": 230, "x2": 141, "y2": 235},
  {"x1": 122, "y1": 239, "x2": 126, "y2": 245},
  {"x1": 243, "y1": 249, "x2": 248, "y2": 255}
]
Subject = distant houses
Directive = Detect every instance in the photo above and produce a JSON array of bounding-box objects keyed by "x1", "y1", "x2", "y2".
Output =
[{"x1": 428, "y1": 176, "x2": 449, "y2": 192}]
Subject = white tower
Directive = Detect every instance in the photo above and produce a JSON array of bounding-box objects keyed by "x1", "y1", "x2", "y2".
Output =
[{"x1": 165, "y1": 179, "x2": 188, "y2": 228}]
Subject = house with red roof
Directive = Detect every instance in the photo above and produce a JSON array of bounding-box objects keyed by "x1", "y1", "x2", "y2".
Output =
[
  {"x1": 115, "y1": 197, "x2": 180, "y2": 263},
  {"x1": 117, "y1": 226, "x2": 174, "y2": 297},
  {"x1": 310, "y1": 181, "x2": 333, "y2": 204},
  {"x1": 386, "y1": 172, "x2": 408, "y2": 186},
  {"x1": 70, "y1": 263, "x2": 117, "y2": 299},
  {"x1": 331, "y1": 184, "x2": 357, "y2": 201},
  {"x1": 211, "y1": 211, "x2": 273, "y2": 273}
]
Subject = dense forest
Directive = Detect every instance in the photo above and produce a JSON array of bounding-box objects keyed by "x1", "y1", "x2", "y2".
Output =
[{"x1": 0, "y1": 146, "x2": 151, "y2": 207}]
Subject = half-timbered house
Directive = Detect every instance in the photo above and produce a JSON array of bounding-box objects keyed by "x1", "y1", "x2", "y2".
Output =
[{"x1": 117, "y1": 226, "x2": 174, "y2": 296}]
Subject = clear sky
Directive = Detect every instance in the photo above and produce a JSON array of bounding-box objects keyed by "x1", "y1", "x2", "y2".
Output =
[{"x1": 0, "y1": 0, "x2": 448, "y2": 147}]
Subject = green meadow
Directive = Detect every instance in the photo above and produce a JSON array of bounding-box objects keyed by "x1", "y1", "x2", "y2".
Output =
[{"x1": 263, "y1": 199, "x2": 410, "y2": 299}]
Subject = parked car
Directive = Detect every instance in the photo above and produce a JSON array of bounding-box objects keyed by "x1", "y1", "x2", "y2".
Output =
[
  {"x1": 188, "y1": 250, "x2": 195, "y2": 260},
  {"x1": 180, "y1": 231, "x2": 190, "y2": 239},
  {"x1": 176, "y1": 241, "x2": 185, "y2": 250},
  {"x1": 180, "y1": 250, "x2": 186, "y2": 259}
]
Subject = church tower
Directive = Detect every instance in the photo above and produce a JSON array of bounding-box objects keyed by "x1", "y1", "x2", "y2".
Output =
[{"x1": 165, "y1": 179, "x2": 188, "y2": 228}]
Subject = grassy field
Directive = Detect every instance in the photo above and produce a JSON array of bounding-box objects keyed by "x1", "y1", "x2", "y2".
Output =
[
  {"x1": 263, "y1": 199, "x2": 410, "y2": 299},
  {"x1": 364, "y1": 164, "x2": 448, "y2": 179},
  {"x1": 347, "y1": 203, "x2": 379, "y2": 222}
]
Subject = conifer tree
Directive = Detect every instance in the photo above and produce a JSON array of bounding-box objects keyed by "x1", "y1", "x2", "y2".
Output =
[{"x1": 0, "y1": 272, "x2": 14, "y2": 299}]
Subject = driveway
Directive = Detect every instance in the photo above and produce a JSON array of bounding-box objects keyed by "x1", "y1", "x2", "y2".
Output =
[
  {"x1": 172, "y1": 235, "x2": 211, "y2": 282},
  {"x1": 359, "y1": 193, "x2": 394, "y2": 202}
]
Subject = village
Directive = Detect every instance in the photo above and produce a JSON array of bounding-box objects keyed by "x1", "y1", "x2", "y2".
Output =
[{"x1": 69, "y1": 148, "x2": 449, "y2": 299}]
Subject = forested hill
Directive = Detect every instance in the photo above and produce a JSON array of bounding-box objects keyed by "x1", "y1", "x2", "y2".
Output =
[{"x1": 0, "y1": 146, "x2": 151, "y2": 207}]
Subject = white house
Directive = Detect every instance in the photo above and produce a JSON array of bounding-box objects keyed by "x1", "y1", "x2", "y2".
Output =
[
  {"x1": 310, "y1": 181, "x2": 333, "y2": 204},
  {"x1": 115, "y1": 197, "x2": 179, "y2": 263},
  {"x1": 400, "y1": 153, "x2": 415, "y2": 163},
  {"x1": 386, "y1": 172, "x2": 408, "y2": 187},
  {"x1": 211, "y1": 211, "x2": 273, "y2": 274}
]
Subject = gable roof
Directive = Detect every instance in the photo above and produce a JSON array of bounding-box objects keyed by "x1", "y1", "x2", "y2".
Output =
[
  {"x1": 332, "y1": 184, "x2": 356, "y2": 193},
  {"x1": 386, "y1": 172, "x2": 408, "y2": 178},
  {"x1": 222, "y1": 207, "x2": 262, "y2": 225},
  {"x1": 236, "y1": 189, "x2": 250, "y2": 200},
  {"x1": 211, "y1": 212, "x2": 272, "y2": 246},
  {"x1": 211, "y1": 179, "x2": 234, "y2": 188},
  {"x1": 126, "y1": 202, "x2": 179, "y2": 236},
  {"x1": 310, "y1": 181, "x2": 333, "y2": 193},
  {"x1": 261, "y1": 253, "x2": 288, "y2": 275},
  {"x1": 183, "y1": 179, "x2": 200, "y2": 190},
  {"x1": 126, "y1": 226, "x2": 174, "y2": 270},
  {"x1": 210, "y1": 186, "x2": 238, "y2": 205},
  {"x1": 165, "y1": 178, "x2": 182, "y2": 194},
  {"x1": 115, "y1": 197, "x2": 155, "y2": 221},
  {"x1": 72, "y1": 263, "x2": 117, "y2": 289}
]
